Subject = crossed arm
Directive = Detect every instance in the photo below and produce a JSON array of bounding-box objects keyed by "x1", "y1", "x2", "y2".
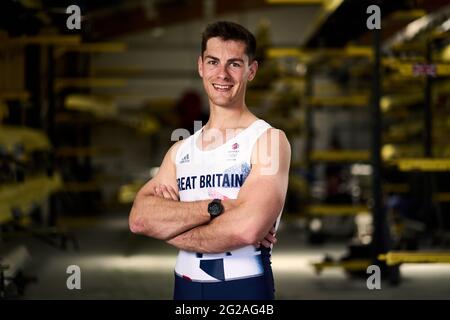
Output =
[
  {"x1": 151, "y1": 184, "x2": 278, "y2": 252},
  {"x1": 129, "y1": 129, "x2": 291, "y2": 253}
]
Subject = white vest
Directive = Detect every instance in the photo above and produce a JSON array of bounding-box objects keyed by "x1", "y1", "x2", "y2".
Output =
[{"x1": 174, "y1": 119, "x2": 279, "y2": 282}]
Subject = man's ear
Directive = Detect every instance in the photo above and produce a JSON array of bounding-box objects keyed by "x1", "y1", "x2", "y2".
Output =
[
  {"x1": 198, "y1": 55, "x2": 203, "y2": 78},
  {"x1": 247, "y1": 60, "x2": 258, "y2": 81}
]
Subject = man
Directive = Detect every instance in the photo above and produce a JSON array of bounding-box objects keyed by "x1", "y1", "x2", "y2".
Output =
[{"x1": 129, "y1": 21, "x2": 291, "y2": 300}]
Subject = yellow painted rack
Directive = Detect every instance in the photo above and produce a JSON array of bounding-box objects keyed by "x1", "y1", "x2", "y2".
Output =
[
  {"x1": 0, "y1": 125, "x2": 51, "y2": 153},
  {"x1": 379, "y1": 251, "x2": 450, "y2": 266},
  {"x1": 118, "y1": 181, "x2": 145, "y2": 204},
  {"x1": 310, "y1": 150, "x2": 370, "y2": 162},
  {"x1": 312, "y1": 259, "x2": 372, "y2": 274},
  {"x1": 0, "y1": 175, "x2": 62, "y2": 224},
  {"x1": 394, "y1": 158, "x2": 450, "y2": 171},
  {"x1": 308, "y1": 95, "x2": 370, "y2": 107},
  {"x1": 308, "y1": 205, "x2": 369, "y2": 216}
]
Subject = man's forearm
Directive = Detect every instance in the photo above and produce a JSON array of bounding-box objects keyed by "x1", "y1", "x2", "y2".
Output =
[
  {"x1": 166, "y1": 206, "x2": 255, "y2": 253},
  {"x1": 129, "y1": 194, "x2": 210, "y2": 240},
  {"x1": 166, "y1": 219, "x2": 247, "y2": 253}
]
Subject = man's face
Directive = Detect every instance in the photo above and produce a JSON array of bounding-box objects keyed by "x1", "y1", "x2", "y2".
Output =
[{"x1": 198, "y1": 37, "x2": 258, "y2": 109}]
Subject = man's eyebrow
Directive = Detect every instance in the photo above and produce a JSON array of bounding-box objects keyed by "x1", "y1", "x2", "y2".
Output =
[
  {"x1": 228, "y1": 58, "x2": 244, "y2": 63},
  {"x1": 204, "y1": 55, "x2": 219, "y2": 60},
  {"x1": 204, "y1": 55, "x2": 245, "y2": 63}
]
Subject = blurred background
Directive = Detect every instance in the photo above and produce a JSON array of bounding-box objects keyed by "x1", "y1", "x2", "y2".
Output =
[{"x1": 1, "y1": 0, "x2": 450, "y2": 299}]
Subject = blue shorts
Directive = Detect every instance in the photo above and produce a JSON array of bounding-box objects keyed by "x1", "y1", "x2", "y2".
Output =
[{"x1": 173, "y1": 248, "x2": 275, "y2": 300}]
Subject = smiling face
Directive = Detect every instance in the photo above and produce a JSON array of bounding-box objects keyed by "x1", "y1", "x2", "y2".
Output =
[{"x1": 198, "y1": 37, "x2": 258, "y2": 109}]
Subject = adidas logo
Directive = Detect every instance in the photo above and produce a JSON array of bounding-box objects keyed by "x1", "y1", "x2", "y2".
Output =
[{"x1": 180, "y1": 154, "x2": 190, "y2": 164}]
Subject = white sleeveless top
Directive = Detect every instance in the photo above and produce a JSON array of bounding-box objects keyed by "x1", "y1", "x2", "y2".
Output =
[{"x1": 173, "y1": 119, "x2": 279, "y2": 282}]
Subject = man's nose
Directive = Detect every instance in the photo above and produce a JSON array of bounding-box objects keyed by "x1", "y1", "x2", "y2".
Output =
[{"x1": 216, "y1": 64, "x2": 230, "y2": 80}]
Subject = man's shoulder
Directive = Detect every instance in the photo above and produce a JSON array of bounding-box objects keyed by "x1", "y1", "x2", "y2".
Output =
[
  {"x1": 258, "y1": 126, "x2": 290, "y2": 147},
  {"x1": 167, "y1": 139, "x2": 188, "y2": 163},
  {"x1": 251, "y1": 126, "x2": 291, "y2": 168}
]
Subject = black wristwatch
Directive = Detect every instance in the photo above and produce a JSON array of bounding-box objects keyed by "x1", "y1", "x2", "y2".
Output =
[{"x1": 207, "y1": 199, "x2": 224, "y2": 219}]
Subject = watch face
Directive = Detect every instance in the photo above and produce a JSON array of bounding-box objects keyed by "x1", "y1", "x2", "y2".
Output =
[{"x1": 208, "y1": 202, "x2": 222, "y2": 216}]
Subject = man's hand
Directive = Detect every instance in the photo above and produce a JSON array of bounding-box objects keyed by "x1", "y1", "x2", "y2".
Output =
[
  {"x1": 256, "y1": 226, "x2": 277, "y2": 249},
  {"x1": 154, "y1": 184, "x2": 179, "y2": 201}
]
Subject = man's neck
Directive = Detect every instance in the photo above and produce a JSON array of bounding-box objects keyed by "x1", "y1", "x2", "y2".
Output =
[{"x1": 205, "y1": 103, "x2": 256, "y2": 130}]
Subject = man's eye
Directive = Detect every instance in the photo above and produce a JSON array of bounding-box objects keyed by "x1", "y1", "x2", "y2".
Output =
[
  {"x1": 231, "y1": 63, "x2": 241, "y2": 68},
  {"x1": 207, "y1": 60, "x2": 218, "y2": 65}
]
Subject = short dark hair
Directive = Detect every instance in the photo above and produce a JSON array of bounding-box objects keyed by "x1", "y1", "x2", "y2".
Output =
[{"x1": 201, "y1": 21, "x2": 256, "y2": 63}]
